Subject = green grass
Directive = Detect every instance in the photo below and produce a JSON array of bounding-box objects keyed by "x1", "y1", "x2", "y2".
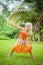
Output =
[{"x1": 0, "y1": 39, "x2": 43, "y2": 65}]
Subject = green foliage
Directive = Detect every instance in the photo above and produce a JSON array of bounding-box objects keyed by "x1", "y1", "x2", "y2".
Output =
[
  {"x1": 0, "y1": 35, "x2": 10, "y2": 40},
  {"x1": 35, "y1": 0, "x2": 43, "y2": 12},
  {"x1": 0, "y1": 0, "x2": 43, "y2": 41},
  {"x1": 24, "y1": 0, "x2": 33, "y2": 3},
  {"x1": 3, "y1": 5, "x2": 10, "y2": 17}
]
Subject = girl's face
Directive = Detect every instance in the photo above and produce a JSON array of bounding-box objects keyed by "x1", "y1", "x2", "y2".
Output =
[{"x1": 25, "y1": 22, "x2": 32, "y2": 31}]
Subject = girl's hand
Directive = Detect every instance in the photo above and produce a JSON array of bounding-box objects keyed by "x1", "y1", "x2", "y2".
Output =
[
  {"x1": 30, "y1": 44, "x2": 32, "y2": 49},
  {"x1": 31, "y1": 46, "x2": 32, "y2": 49}
]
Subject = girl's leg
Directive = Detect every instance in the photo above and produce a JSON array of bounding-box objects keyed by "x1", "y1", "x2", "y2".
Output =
[
  {"x1": 8, "y1": 50, "x2": 14, "y2": 57},
  {"x1": 29, "y1": 51, "x2": 34, "y2": 59},
  {"x1": 8, "y1": 43, "x2": 16, "y2": 57}
]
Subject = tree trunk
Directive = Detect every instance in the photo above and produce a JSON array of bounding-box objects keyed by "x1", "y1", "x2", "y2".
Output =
[
  {"x1": 38, "y1": 30, "x2": 40, "y2": 42},
  {"x1": 35, "y1": 12, "x2": 43, "y2": 42}
]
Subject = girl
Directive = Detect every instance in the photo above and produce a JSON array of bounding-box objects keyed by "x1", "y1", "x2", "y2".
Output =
[{"x1": 8, "y1": 22, "x2": 34, "y2": 59}]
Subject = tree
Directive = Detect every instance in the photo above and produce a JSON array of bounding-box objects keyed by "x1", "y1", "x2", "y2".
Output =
[
  {"x1": 34, "y1": 0, "x2": 43, "y2": 42},
  {"x1": 24, "y1": 0, "x2": 43, "y2": 42}
]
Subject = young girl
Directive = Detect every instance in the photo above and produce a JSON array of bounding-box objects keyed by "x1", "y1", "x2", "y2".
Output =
[{"x1": 8, "y1": 22, "x2": 34, "y2": 59}]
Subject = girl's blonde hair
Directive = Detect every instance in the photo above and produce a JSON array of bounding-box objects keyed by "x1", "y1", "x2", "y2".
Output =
[
  {"x1": 29, "y1": 22, "x2": 33, "y2": 35},
  {"x1": 26, "y1": 22, "x2": 33, "y2": 42},
  {"x1": 26, "y1": 22, "x2": 33, "y2": 30},
  {"x1": 26, "y1": 22, "x2": 33, "y2": 35}
]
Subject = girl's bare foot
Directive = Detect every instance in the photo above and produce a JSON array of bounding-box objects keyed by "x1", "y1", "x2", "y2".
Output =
[
  {"x1": 32, "y1": 56, "x2": 35, "y2": 60},
  {"x1": 8, "y1": 51, "x2": 13, "y2": 58},
  {"x1": 29, "y1": 52, "x2": 35, "y2": 60}
]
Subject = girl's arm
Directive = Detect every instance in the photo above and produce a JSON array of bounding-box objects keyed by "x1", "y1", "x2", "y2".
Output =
[
  {"x1": 8, "y1": 21, "x2": 24, "y2": 30},
  {"x1": 29, "y1": 36, "x2": 32, "y2": 48},
  {"x1": 26, "y1": 35, "x2": 32, "y2": 48},
  {"x1": 28, "y1": 30, "x2": 33, "y2": 48}
]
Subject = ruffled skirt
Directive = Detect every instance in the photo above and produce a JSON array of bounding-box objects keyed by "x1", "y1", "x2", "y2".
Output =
[{"x1": 12, "y1": 43, "x2": 32, "y2": 53}]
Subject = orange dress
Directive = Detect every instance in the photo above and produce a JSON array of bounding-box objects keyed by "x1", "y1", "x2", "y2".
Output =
[{"x1": 12, "y1": 32, "x2": 32, "y2": 53}]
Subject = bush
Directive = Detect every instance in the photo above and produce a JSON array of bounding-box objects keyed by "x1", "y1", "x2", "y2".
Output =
[{"x1": 0, "y1": 35, "x2": 10, "y2": 40}]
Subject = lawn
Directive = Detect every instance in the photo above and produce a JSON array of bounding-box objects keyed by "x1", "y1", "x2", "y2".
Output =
[{"x1": 0, "y1": 39, "x2": 43, "y2": 65}]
